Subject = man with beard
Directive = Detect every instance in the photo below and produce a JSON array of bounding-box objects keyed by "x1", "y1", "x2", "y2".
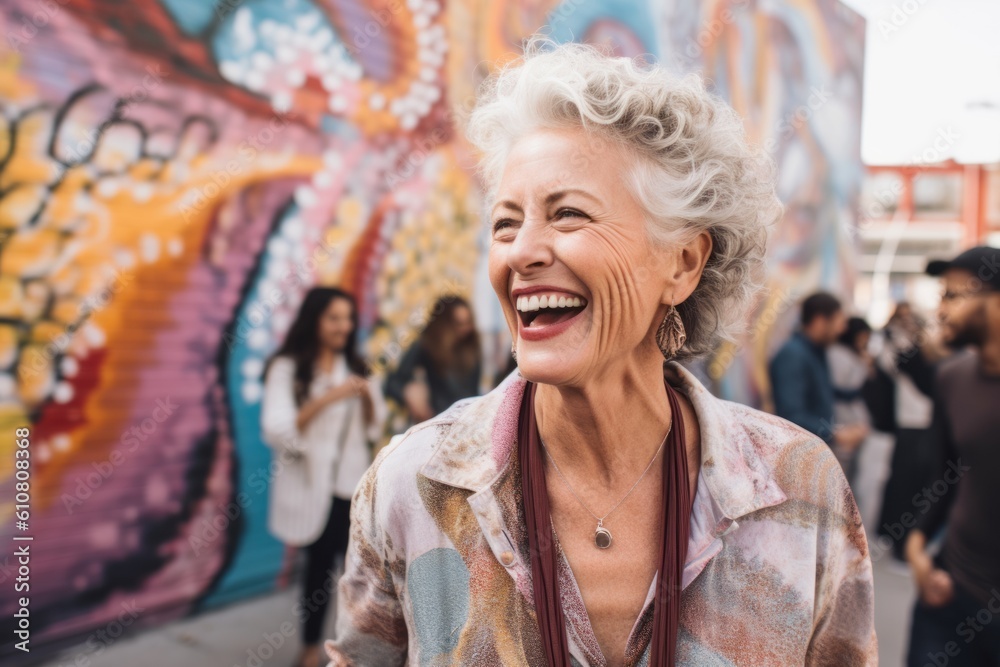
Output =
[{"x1": 904, "y1": 246, "x2": 1000, "y2": 667}]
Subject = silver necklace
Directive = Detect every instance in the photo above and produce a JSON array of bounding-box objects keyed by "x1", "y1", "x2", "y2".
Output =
[{"x1": 539, "y1": 419, "x2": 671, "y2": 550}]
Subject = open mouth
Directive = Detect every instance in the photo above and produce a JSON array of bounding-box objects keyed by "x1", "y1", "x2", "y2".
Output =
[{"x1": 515, "y1": 293, "x2": 588, "y2": 329}]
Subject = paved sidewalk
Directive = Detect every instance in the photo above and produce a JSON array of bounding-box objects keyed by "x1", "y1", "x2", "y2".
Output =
[
  {"x1": 39, "y1": 584, "x2": 336, "y2": 667},
  {"x1": 38, "y1": 556, "x2": 917, "y2": 666},
  {"x1": 873, "y1": 554, "x2": 919, "y2": 666}
]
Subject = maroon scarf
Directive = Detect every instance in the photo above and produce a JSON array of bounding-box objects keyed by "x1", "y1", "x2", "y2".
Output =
[{"x1": 518, "y1": 377, "x2": 691, "y2": 666}]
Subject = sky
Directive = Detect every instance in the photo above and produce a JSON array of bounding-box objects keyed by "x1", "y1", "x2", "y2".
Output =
[{"x1": 839, "y1": 0, "x2": 1000, "y2": 165}]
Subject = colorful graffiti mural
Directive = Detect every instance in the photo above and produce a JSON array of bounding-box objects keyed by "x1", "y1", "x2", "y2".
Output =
[
  {"x1": 661, "y1": 0, "x2": 866, "y2": 404},
  {"x1": 0, "y1": 0, "x2": 863, "y2": 661}
]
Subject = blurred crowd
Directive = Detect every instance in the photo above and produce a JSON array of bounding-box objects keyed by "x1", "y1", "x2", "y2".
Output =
[
  {"x1": 769, "y1": 293, "x2": 948, "y2": 549},
  {"x1": 768, "y1": 246, "x2": 1000, "y2": 666}
]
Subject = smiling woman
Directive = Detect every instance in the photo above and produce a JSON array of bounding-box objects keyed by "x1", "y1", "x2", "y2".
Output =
[{"x1": 325, "y1": 38, "x2": 878, "y2": 667}]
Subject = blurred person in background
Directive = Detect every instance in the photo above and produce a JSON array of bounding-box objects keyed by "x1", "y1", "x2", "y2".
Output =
[
  {"x1": 385, "y1": 294, "x2": 482, "y2": 422},
  {"x1": 260, "y1": 287, "x2": 387, "y2": 667},
  {"x1": 829, "y1": 317, "x2": 895, "y2": 531},
  {"x1": 876, "y1": 301, "x2": 943, "y2": 561},
  {"x1": 769, "y1": 292, "x2": 868, "y2": 460},
  {"x1": 828, "y1": 316, "x2": 873, "y2": 477},
  {"x1": 905, "y1": 246, "x2": 1000, "y2": 667},
  {"x1": 326, "y1": 40, "x2": 876, "y2": 666}
]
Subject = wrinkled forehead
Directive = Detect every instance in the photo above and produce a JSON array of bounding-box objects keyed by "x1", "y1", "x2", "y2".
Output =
[{"x1": 493, "y1": 127, "x2": 631, "y2": 200}]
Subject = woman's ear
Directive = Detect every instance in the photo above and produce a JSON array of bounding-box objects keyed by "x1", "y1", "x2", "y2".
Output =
[{"x1": 662, "y1": 230, "x2": 713, "y2": 304}]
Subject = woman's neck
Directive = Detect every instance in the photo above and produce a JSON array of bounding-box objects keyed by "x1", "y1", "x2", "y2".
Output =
[
  {"x1": 316, "y1": 347, "x2": 344, "y2": 372},
  {"x1": 533, "y1": 349, "x2": 672, "y2": 489}
]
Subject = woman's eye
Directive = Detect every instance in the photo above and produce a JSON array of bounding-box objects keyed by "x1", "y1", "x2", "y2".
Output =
[
  {"x1": 493, "y1": 218, "x2": 514, "y2": 232},
  {"x1": 555, "y1": 208, "x2": 585, "y2": 219}
]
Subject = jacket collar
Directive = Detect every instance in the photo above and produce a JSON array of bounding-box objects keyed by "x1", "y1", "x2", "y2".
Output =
[{"x1": 418, "y1": 361, "x2": 787, "y2": 522}]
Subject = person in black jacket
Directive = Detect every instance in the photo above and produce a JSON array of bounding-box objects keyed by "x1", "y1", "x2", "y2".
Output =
[{"x1": 875, "y1": 302, "x2": 946, "y2": 560}]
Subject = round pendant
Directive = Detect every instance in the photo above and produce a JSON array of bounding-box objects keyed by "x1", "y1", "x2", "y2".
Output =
[{"x1": 595, "y1": 526, "x2": 612, "y2": 549}]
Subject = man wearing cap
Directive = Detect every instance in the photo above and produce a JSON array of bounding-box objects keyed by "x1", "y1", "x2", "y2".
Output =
[{"x1": 904, "y1": 246, "x2": 1000, "y2": 666}]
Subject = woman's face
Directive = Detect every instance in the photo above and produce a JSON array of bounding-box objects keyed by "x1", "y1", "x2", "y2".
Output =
[
  {"x1": 318, "y1": 297, "x2": 354, "y2": 352},
  {"x1": 450, "y1": 305, "x2": 474, "y2": 340},
  {"x1": 855, "y1": 330, "x2": 871, "y2": 355},
  {"x1": 488, "y1": 127, "x2": 707, "y2": 386}
]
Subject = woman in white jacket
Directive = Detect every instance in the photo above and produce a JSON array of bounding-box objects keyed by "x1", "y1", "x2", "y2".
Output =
[{"x1": 260, "y1": 287, "x2": 387, "y2": 667}]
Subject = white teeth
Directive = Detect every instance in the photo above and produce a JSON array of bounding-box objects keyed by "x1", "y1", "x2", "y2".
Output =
[{"x1": 514, "y1": 293, "x2": 587, "y2": 312}]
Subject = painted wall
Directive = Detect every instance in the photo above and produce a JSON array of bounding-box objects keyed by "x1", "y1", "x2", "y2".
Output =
[{"x1": 0, "y1": 0, "x2": 862, "y2": 660}]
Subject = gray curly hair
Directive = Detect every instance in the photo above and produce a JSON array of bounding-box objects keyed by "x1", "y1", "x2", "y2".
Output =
[{"x1": 466, "y1": 37, "x2": 781, "y2": 359}]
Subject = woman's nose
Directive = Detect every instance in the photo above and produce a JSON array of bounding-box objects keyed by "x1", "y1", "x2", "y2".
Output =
[{"x1": 506, "y1": 218, "x2": 553, "y2": 273}]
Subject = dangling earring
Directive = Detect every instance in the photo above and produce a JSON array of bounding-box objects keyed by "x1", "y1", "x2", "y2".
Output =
[
  {"x1": 656, "y1": 300, "x2": 686, "y2": 359},
  {"x1": 511, "y1": 342, "x2": 517, "y2": 362}
]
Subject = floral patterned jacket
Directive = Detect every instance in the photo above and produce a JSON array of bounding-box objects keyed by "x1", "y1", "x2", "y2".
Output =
[{"x1": 325, "y1": 362, "x2": 878, "y2": 666}]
